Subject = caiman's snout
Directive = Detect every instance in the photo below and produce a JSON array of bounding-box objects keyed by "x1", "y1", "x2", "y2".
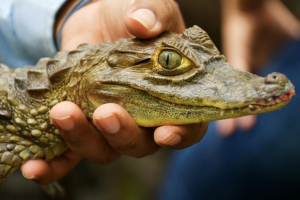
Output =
[
  {"x1": 264, "y1": 72, "x2": 295, "y2": 99},
  {"x1": 264, "y1": 72, "x2": 289, "y2": 86}
]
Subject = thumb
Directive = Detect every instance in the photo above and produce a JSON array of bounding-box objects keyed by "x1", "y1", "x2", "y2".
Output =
[{"x1": 125, "y1": 0, "x2": 185, "y2": 39}]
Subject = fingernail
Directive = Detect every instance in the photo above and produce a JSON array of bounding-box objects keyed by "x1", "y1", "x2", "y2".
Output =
[
  {"x1": 95, "y1": 113, "x2": 120, "y2": 134},
  {"x1": 22, "y1": 172, "x2": 37, "y2": 180},
  {"x1": 129, "y1": 9, "x2": 156, "y2": 30},
  {"x1": 160, "y1": 133, "x2": 181, "y2": 146},
  {"x1": 52, "y1": 115, "x2": 74, "y2": 131}
]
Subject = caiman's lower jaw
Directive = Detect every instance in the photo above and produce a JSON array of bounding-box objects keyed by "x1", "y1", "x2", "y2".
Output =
[{"x1": 219, "y1": 87, "x2": 295, "y2": 116}]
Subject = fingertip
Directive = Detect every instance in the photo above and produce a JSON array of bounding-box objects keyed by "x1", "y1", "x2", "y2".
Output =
[
  {"x1": 50, "y1": 101, "x2": 81, "y2": 119},
  {"x1": 93, "y1": 103, "x2": 127, "y2": 115},
  {"x1": 94, "y1": 112, "x2": 121, "y2": 134},
  {"x1": 238, "y1": 115, "x2": 257, "y2": 131},
  {"x1": 93, "y1": 103, "x2": 134, "y2": 128},
  {"x1": 50, "y1": 101, "x2": 84, "y2": 131},
  {"x1": 21, "y1": 150, "x2": 82, "y2": 184},
  {"x1": 216, "y1": 119, "x2": 237, "y2": 137},
  {"x1": 21, "y1": 159, "x2": 51, "y2": 182},
  {"x1": 126, "y1": 8, "x2": 158, "y2": 39},
  {"x1": 154, "y1": 126, "x2": 182, "y2": 147},
  {"x1": 94, "y1": 103, "x2": 158, "y2": 157},
  {"x1": 50, "y1": 101, "x2": 88, "y2": 142},
  {"x1": 125, "y1": 0, "x2": 185, "y2": 39},
  {"x1": 129, "y1": 9, "x2": 156, "y2": 30},
  {"x1": 155, "y1": 123, "x2": 207, "y2": 149}
]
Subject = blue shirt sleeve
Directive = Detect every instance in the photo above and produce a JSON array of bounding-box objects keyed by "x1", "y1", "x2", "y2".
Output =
[{"x1": 0, "y1": 0, "x2": 66, "y2": 68}]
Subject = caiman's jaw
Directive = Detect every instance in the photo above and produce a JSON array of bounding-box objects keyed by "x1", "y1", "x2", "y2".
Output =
[
  {"x1": 252, "y1": 84, "x2": 294, "y2": 108},
  {"x1": 213, "y1": 86, "x2": 295, "y2": 118},
  {"x1": 222, "y1": 74, "x2": 295, "y2": 115},
  {"x1": 150, "y1": 71, "x2": 295, "y2": 119}
]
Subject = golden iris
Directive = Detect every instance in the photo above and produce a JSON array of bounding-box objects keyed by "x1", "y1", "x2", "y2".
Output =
[{"x1": 158, "y1": 50, "x2": 182, "y2": 70}]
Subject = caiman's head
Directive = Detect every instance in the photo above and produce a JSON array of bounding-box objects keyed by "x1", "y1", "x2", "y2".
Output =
[{"x1": 77, "y1": 26, "x2": 294, "y2": 126}]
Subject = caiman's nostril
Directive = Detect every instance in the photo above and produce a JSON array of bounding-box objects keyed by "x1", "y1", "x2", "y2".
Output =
[{"x1": 265, "y1": 72, "x2": 287, "y2": 85}]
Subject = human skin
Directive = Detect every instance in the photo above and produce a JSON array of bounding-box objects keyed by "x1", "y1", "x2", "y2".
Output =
[
  {"x1": 20, "y1": 0, "x2": 208, "y2": 184},
  {"x1": 218, "y1": 0, "x2": 300, "y2": 136}
]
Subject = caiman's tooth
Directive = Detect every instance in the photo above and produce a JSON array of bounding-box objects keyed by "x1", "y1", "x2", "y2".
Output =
[
  {"x1": 267, "y1": 97, "x2": 273, "y2": 102},
  {"x1": 266, "y1": 97, "x2": 276, "y2": 105},
  {"x1": 248, "y1": 105, "x2": 254, "y2": 110},
  {"x1": 231, "y1": 109, "x2": 234, "y2": 114},
  {"x1": 220, "y1": 109, "x2": 225, "y2": 116}
]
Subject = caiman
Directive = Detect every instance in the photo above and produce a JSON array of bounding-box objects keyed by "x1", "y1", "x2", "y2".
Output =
[{"x1": 0, "y1": 26, "x2": 295, "y2": 186}]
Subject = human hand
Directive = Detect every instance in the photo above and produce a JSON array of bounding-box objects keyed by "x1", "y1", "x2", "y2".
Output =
[
  {"x1": 21, "y1": 0, "x2": 208, "y2": 184},
  {"x1": 217, "y1": 0, "x2": 300, "y2": 136}
]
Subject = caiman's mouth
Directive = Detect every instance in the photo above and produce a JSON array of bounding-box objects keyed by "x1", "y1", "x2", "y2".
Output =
[
  {"x1": 219, "y1": 87, "x2": 295, "y2": 116},
  {"x1": 255, "y1": 87, "x2": 295, "y2": 106}
]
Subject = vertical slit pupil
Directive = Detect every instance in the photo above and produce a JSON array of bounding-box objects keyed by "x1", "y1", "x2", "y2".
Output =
[{"x1": 166, "y1": 52, "x2": 170, "y2": 66}]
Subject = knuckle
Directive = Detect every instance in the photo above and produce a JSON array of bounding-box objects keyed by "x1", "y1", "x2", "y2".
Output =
[
  {"x1": 64, "y1": 137, "x2": 84, "y2": 151},
  {"x1": 112, "y1": 136, "x2": 159, "y2": 158},
  {"x1": 114, "y1": 137, "x2": 137, "y2": 152}
]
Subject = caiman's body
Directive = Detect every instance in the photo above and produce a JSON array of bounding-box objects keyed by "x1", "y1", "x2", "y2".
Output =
[{"x1": 0, "y1": 26, "x2": 295, "y2": 185}]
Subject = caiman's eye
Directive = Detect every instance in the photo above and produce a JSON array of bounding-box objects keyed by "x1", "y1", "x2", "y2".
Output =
[
  {"x1": 152, "y1": 48, "x2": 194, "y2": 76},
  {"x1": 158, "y1": 50, "x2": 182, "y2": 70}
]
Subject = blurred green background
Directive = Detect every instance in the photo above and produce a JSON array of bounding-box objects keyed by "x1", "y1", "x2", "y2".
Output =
[{"x1": 1, "y1": 1, "x2": 299, "y2": 200}]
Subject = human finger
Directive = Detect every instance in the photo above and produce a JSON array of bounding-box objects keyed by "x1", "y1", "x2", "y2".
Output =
[
  {"x1": 237, "y1": 115, "x2": 257, "y2": 131},
  {"x1": 216, "y1": 118, "x2": 237, "y2": 137},
  {"x1": 125, "y1": 0, "x2": 185, "y2": 38},
  {"x1": 21, "y1": 150, "x2": 81, "y2": 185},
  {"x1": 154, "y1": 122, "x2": 208, "y2": 149},
  {"x1": 50, "y1": 101, "x2": 120, "y2": 164},
  {"x1": 216, "y1": 115, "x2": 257, "y2": 136},
  {"x1": 93, "y1": 103, "x2": 160, "y2": 158}
]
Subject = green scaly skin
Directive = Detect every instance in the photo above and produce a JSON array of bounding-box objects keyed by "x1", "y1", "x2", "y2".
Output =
[{"x1": 0, "y1": 26, "x2": 295, "y2": 185}]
